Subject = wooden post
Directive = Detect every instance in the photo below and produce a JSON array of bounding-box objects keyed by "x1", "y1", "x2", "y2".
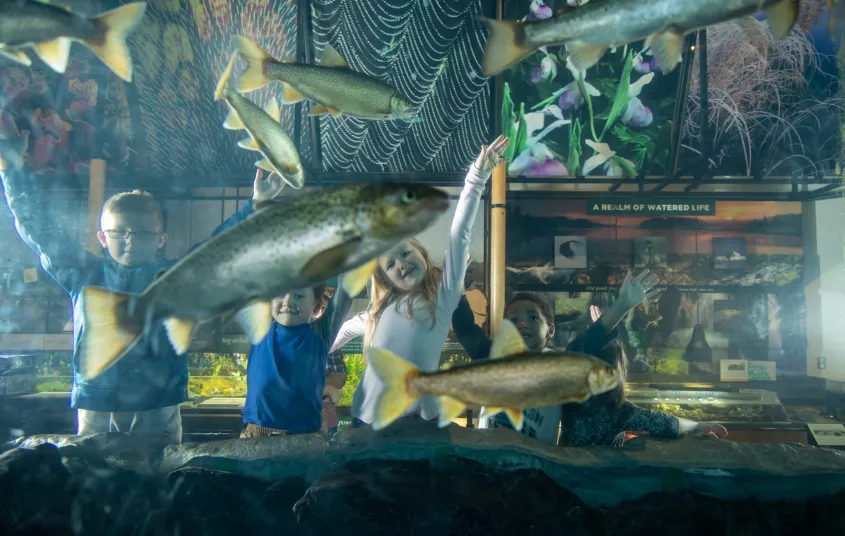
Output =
[
  {"x1": 489, "y1": 162, "x2": 507, "y2": 338},
  {"x1": 86, "y1": 159, "x2": 106, "y2": 256}
]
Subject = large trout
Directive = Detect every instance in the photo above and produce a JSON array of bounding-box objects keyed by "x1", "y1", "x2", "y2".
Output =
[{"x1": 79, "y1": 183, "x2": 449, "y2": 380}]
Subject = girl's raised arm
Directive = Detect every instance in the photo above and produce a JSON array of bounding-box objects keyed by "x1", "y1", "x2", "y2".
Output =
[{"x1": 441, "y1": 136, "x2": 510, "y2": 307}]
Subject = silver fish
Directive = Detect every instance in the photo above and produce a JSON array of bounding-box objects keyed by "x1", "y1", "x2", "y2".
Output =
[
  {"x1": 0, "y1": 1, "x2": 147, "y2": 81},
  {"x1": 366, "y1": 320, "x2": 619, "y2": 431},
  {"x1": 481, "y1": 0, "x2": 800, "y2": 76},
  {"x1": 78, "y1": 183, "x2": 450, "y2": 380},
  {"x1": 215, "y1": 54, "x2": 305, "y2": 189}
]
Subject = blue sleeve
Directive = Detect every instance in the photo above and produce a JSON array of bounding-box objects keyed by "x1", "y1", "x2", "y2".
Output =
[
  {"x1": 451, "y1": 294, "x2": 491, "y2": 361},
  {"x1": 185, "y1": 199, "x2": 255, "y2": 255},
  {"x1": 565, "y1": 320, "x2": 617, "y2": 364},
  {"x1": 2, "y1": 168, "x2": 98, "y2": 293}
]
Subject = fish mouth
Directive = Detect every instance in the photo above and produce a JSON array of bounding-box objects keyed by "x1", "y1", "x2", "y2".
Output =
[{"x1": 426, "y1": 195, "x2": 449, "y2": 211}]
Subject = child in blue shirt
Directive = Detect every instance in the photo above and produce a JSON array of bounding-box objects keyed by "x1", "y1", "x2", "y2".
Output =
[
  {"x1": 3, "y1": 164, "x2": 285, "y2": 443},
  {"x1": 241, "y1": 278, "x2": 353, "y2": 437}
]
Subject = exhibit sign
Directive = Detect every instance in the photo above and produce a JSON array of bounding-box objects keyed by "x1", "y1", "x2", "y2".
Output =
[{"x1": 587, "y1": 200, "x2": 716, "y2": 216}]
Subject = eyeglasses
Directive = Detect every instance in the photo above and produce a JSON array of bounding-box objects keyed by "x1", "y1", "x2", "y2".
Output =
[{"x1": 102, "y1": 229, "x2": 160, "y2": 240}]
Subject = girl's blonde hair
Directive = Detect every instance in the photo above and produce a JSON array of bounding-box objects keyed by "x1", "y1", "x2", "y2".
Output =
[{"x1": 364, "y1": 239, "x2": 443, "y2": 348}]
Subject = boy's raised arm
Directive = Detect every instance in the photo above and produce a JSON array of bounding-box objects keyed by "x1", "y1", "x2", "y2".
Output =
[{"x1": 2, "y1": 167, "x2": 96, "y2": 292}]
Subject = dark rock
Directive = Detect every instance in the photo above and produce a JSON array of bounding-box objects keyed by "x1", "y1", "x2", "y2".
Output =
[
  {"x1": 164, "y1": 467, "x2": 282, "y2": 535},
  {"x1": 262, "y1": 475, "x2": 309, "y2": 530},
  {"x1": 293, "y1": 458, "x2": 591, "y2": 536},
  {"x1": 0, "y1": 444, "x2": 72, "y2": 535}
]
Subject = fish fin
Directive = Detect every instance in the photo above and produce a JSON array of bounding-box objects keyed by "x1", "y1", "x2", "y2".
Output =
[
  {"x1": 281, "y1": 83, "x2": 306, "y2": 104},
  {"x1": 365, "y1": 347, "x2": 420, "y2": 430},
  {"x1": 85, "y1": 2, "x2": 148, "y2": 82},
  {"x1": 437, "y1": 396, "x2": 466, "y2": 428},
  {"x1": 163, "y1": 317, "x2": 197, "y2": 355},
  {"x1": 0, "y1": 48, "x2": 32, "y2": 67},
  {"x1": 309, "y1": 103, "x2": 330, "y2": 116},
  {"x1": 254, "y1": 159, "x2": 275, "y2": 173},
  {"x1": 319, "y1": 45, "x2": 349, "y2": 68},
  {"x1": 234, "y1": 36, "x2": 272, "y2": 92},
  {"x1": 237, "y1": 137, "x2": 260, "y2": 151},
  {"x1": 342, "y1": 259, "x2": 377, "y2": 297},
  {"x1": 32, "y1": 38, "x2": 72, "y2": 74},
  {"x1": 647, "y1": 30, "x2": 683, "y2": 73},
  {"x1": 765, "y1": 0, "x2": 799, "y2": 39},
  {"x1": 264, "y1": 98, "x2": 282, "y2": 122},
  {"x1": 504, "y1": 408, "x2": 524, "y2": 431},
  {"x1": 565, "y1": 41, "x2": 608, "y2": 72},
  {"x1": 223, "y1": 107, "x2": 245, "y2": 130},
  {"x1": 300, "y1": 239, "x2": 362, "y2": 280},
  {"x1": 488, "y1": 320, "x2": 527, "y2": 359},
  {"x1": 234, "y1": 300, "x2": 272, "y2": 345},
  {"x1": 214, "y1": 54, "x2": 236, "y2": 101},
  {"x1": 328, "y1": 107, "x2": 342, "y2": 117},
  {"x1": 479, "y1": 17, "x2": 533, "y2": 77},
  {"x1": 78, "y1": 286, "x2": 143, "y2": 380},
  {"x1": 479, "y1": 406, "x2": 504, "y2": 420}
]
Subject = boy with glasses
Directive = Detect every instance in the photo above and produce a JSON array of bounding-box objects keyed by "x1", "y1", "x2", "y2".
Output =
[{"x1": 3, "y1": 166, "x2": 285, "y2": 444}]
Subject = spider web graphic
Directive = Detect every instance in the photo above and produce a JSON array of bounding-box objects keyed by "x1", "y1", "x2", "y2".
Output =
[
  {"x1": 307, "y1": 0, "x2": 491, "y2": 173},
  {"x1": 126, "y1": 0, "x2": 298, "y2": 178}
]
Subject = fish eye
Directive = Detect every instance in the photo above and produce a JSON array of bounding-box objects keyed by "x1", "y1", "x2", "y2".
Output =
[{"x1": 400, "y1": 190, "x2": 415, "y2": 204}]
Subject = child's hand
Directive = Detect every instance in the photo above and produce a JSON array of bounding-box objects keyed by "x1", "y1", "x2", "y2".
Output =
[
  {"x1": 252, "y1": 168, "x2": 286, "y2": 203},
  {"x1": 589, "y1": 304, "x2": 602, "y2": 323},
  {"x1": 616, "y1": 270, "x2": 660, "y2": 310},
  {"x1": 323, "y1": 384, "x2": 341, "y2": 405},
  {"x1": 474, "y1": 135, "x2": 510, "y2": 173},
  {"x1": 693, "y1": 423, "x2": 728, "y2": 439}
]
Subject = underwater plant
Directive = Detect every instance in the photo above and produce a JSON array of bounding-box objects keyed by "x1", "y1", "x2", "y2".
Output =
[{"x1": 683, "y1": 9, "x2": 843, "y2": 176}]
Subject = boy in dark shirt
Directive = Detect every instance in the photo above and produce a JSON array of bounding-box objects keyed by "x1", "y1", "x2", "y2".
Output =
[
  {"x1": 3, "y1": 164, "x2": 285, "y2": 443},
  {"x1": 240, "y1": 278, "x2": 353, "y2": 437}
]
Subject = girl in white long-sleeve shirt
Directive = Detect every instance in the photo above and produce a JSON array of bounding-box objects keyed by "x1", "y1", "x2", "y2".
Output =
[{"x1": 330, "y1": 136, "x2": 510, "y2": 426}]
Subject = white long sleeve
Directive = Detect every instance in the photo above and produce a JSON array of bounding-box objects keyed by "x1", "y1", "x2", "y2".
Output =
[{"x1": 329, "y1": 312, "x2": 367, "y2": 352}]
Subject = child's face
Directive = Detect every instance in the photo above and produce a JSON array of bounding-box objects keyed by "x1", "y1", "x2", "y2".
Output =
[
  {"x1": 505, "y1": 300, "x2": 555, "y2": 352},
  {"x1": 97, "y1": 211, "x2": 166, "y2": 266},
  {"x1": 379, "y1": 240, "x2": 427, "y2": 292},
  {"x1": 271, "y1": 288, "x2": 319, "y2": 327}
]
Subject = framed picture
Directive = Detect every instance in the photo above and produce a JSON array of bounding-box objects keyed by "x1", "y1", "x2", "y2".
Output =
[
  {"x1": 554, "y1": 236, "x2": 587, "y2": 269},
  {"x1": 720, "y1": 359, "x2": 749, "y2": 382},
  {"x1": 633, "y1": 237, "x2": 667, "y2": 268},
  {"x1": 713, "y1": 237, "x2": 747, "y2": 270}
]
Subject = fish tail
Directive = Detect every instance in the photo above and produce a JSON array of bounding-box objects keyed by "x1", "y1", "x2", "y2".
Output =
[
  {"x1": 78, "y1": 286, "x2": 145, "y2": 381},
  {"x1": 365, "y1": 347, "x2": 420, "y2": 431},
  {"x1": 31, "y1": 38, "x2": 72, "y2": 74},
  {"x1": 479, "y1": 17, "x2": 534, "y2": 77},
  {"x1": 234, "y1": 36, "x2": 273, "y2": 93},
  {"x1": 215, "y1": 54, "x2": 237, "y2": 101},
  {"x1": 85, "y1": 2, "x2": 148, "y2": 82}
]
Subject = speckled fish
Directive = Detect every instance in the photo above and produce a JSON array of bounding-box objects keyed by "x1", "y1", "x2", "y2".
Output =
[
  {"x1": 480, "y1": 0, "x2": 800, "y2": 76},
  {"x1": 233, "y1": 36, "x2": 415, "y2": 121},
  {"x1": 78, "y1": 183, "x2": 449, "y2": 381},
  {"x1": 215, "y1": 54, "x2": 305, "y2": 189},
  {"x1": 366, "y1": 320, "x2": 619, "y2": 431},
  {"x1": 0, "y1": 1, "x2": 147, "y2": 81}
]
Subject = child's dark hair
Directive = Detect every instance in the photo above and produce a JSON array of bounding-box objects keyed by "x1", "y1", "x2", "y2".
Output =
[
  {"x1": 596, "y1": 342, "x2": 628, "y2": 408},
  {"x1": 311, "y1": 283, "x2": 326, "y2": 304},
  {"x1": 505, "y1": 292, "x2": 554, "y2": 324},
  {"x1": 101, "y1": 190, "x2": 164, "y2": 230}
]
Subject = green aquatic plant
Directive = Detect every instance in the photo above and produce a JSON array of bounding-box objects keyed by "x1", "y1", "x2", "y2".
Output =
[
  {"x1": 567, "y1": 119, "x2": 582, "y2": 175},
  {"x1": 340, "y1": 353, "x2": 366, "y2": 406}
]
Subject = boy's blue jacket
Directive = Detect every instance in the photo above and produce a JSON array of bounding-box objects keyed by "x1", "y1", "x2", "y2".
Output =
[
  {"x1": 2, "y1": 168, "x2": 254, "y2": 412},
  {"x1": 242, "y1": 282, "x2": 352, "y2": 433}
]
